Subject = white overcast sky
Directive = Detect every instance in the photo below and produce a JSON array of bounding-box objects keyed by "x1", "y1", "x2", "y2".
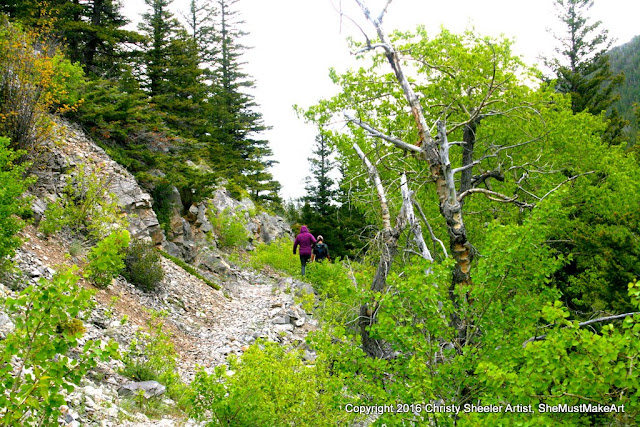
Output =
[{"x1": 122, "y1": 0, "x2": 640, "y2": 200}]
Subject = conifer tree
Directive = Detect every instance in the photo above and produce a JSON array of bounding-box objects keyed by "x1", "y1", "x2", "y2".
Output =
[
  {"x1": 138, "y1": 0, "x2": 205, "y2": 137},
  {"x1": 547, "y1": 0, "x2": 626, "y2": 143},
  {"x1": 303, "y1": 134, "x2": 336, "y2": 217},
  {"x1": 2, "y1": 0, "x2": 138, "y2": 76},
  {"x1": 138, "y1": 0, "x2": 181, "y2": 98},
  {"x1": 205, "y1": 0, "x2": 279, "y2": 203}
]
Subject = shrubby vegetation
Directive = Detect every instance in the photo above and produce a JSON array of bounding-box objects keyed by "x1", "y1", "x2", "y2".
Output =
[
  {"x1": 0, "y1": 268, "x2": 118, "y2": 425},
  {"x1": 0, "y1": 17, "x2": 84, "y2": 153},
  {"x1": 209, "y1": 206, "x2": 250, "y2": 249},
  {"x1": 123, "y1": 240, "x2": 165, "y2": 292},
  {"x1": 0, "y1": 137, "x2": 33, "y2": 270},
  {"x1": 121, "y1": 311, "x2": 187, "y2": 404},
  {"x1": 40, "y1": 164, "x2": 126, "y2": 241},
  {"x1": 85, "y1": 229, "x2": 130, "y2": 288},
  {"x1": 189, "y1": 341, "x2": 359, "y2": 426}
]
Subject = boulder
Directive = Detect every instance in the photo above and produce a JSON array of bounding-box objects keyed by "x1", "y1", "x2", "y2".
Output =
[
  {"x1": 0, "y1": 312, "x2": 15, "y2": 340},
  {"x1": 117, "y1": 380, "x2": 166, "y2": 399}
]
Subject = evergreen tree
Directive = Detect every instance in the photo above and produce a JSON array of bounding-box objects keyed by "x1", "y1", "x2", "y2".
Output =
[
  {"x1": 547, "y1": 0, "x2": 626, "y2": 142},
  {"x1": 303, "y1": 134, "x2": 336, "y2": 217},
  {"x1": 138, "y1": 0, "x2": 205, "y2": 137},
  {"x1": 205, "y1": 0, "x2": 279, "y2": 203},
  {"x1": 183, "y1": 0, "x2": 219, "y2": 69},
  {"x1": 138, "y1": 0, "x2": 181, "y2": 98},
  {"x1": 1, "y1": 0, "x2": 139, "y2": 76}
]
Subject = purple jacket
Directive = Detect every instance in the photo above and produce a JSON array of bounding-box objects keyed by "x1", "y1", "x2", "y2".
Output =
[{"x1": 293, "y1": 226, "x2": 316, "y2": 257}]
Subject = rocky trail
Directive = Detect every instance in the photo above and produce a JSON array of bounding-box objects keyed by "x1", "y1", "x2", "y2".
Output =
[
  {"x1": 0, "y1": 119, "x2": 313, "y2": 425},
  {"x1": 3, "y1": 227, "x2": 316, "y2": 426}
]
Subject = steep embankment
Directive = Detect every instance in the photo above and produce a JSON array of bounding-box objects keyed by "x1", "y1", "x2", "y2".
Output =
[{"x1": 2, "y1": 119, "x2": 312, "y2": 425}]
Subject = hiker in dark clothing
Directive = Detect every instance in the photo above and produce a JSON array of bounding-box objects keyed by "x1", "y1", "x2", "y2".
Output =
[
  {"x1": 293, "y1": 225, "x2": 316, "y2": 276},
  {"x1": 312, "y1": 235, "x2": 330, "y2": 263}
]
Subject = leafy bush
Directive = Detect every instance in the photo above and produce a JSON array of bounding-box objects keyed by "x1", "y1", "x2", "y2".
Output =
[
  {"x1": 151, "y1": 181, "x2": 177, "y2": 235},
  {"x1": 0, "y1": 18, "x2": 84, "y2": 151},
  {"x1": 250, "y1": 238, "x2": 299, "y2": 276},
  {"x1": 123, "y1": 240, "x2": 164, "y2": 292},
  {"x1": 209, "y1": 206, "x2": 249, "y2": 249},
  {"x1": 85, "y1": 230, "x2": 130, "y2": 288},
  {"x1": 40, "y1": 164, "x2": 126, "y2": 240},
  {"x1": 189, "y1": 341, "x2": 358, "y2": 426},
  {"x1": 0, "y1": 137, "x2": 34, "y2": 270},
  {"x1": 0, "y1": 268, "x2": 118, "y2": 425}
]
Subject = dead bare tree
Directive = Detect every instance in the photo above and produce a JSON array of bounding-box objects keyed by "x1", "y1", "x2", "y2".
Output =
[{"x1": 338, "y1": 0, "x2": 592, "y2": 357}]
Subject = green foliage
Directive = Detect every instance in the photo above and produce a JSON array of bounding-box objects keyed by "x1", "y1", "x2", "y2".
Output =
[
  {"x1": 189, "y1": 341, "x2": 359, "y2": 426},
  {"x1": 123, "y1": 240, "x2": 165, "y2": 292},
  {"x1": 546, "y1": 0, "x2": 626, "y2": 147},
  {"x1": 250, "y1": 238, "x2": 299, "y2": 276},
  {"x1": 85, "y1": 230, "x2": 130, "y2": 288},
  {"x1": 39, "y1": 164, "x2": 126, "y2": 240},
  {"x1": 609, "y1": 35, "x2": 640, "y2": 143},
  {"x1": 475, "y1": 283, "x2": 640, "y2": 426},
  {"x1": 209, "y1": 206, "x2": 249, "y2": 249},
  {"x1": 121, "y1": 311, "x2": 187, "y2": 402},
  {"x1": 151, "y1": 181, "x2": 177, "y2": 234},
  {"x1": 0, "y1": 268, "x2": 119, "y2": 425},
  {"x1": 0, "y1": 18, "x2": 84, "y2": 150},
  {"x1": 0, "y1": 137, "x2": 34, "y2": 270},
  {"x1": 158, "y1": 250, "x2": 220, "y2": 290}
]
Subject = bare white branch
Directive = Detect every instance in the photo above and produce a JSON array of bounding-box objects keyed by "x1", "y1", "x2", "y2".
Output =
[
  {"x1": 353, "y1": 142, "x2": 391, "y2": 231},
  {"x1": 345, "y1": 114, "x2": 422, "y2": 153},
  {"x1": 457, "y1": 188, "x2": 517, "y2": 203},
  {"x1": 400, "y1": 173, "x2": 433, "y2": 263},
  {"x1": 377, "y1": 0, "x2": 393, "y2": 23},
  {"x1": 539, "y1": 172, "x2": 596, "y2": 202}
]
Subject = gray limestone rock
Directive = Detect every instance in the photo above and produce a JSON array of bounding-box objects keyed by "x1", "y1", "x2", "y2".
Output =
[
  {"x1": 0, "y1": 312, "x2": 15, "y2": 339},
  {"x1": 117, "y1": 380, "x2": 166, "y2": 398}
]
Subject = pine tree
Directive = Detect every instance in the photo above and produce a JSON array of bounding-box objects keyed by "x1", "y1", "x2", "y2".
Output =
[
  {"x1": 138, "y1": 0, "x2": 180, "y2": 98},
  {"x1": 138, "y1": 0, "x2": 205, "y2": 137},
  {"x1": 183, "y1": 0, "x2": 219, "y2": 69},
  {"x1": 204, "y1": 0, "x2": 279, "y2": 203},
  {"x1": 2, "y1": 0, "x2": 139, "y2": 76},
  {"x1": 547, "y1": 0, "x2": 626, "y2": 143},
  {"x1": 303, "y1": 134, "x2": 336, "y2": 217}
]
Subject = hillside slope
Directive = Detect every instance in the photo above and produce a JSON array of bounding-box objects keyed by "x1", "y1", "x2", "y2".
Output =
[
  {"x1": 610, "y1": 35, "x2": 640, "y2": 138},
  {"x1": 1, "y1": 120, "x2": 312, "y2": 425}
]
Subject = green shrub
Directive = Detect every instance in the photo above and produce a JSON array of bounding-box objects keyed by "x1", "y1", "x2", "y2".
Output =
[
  {"x1": 85, "y1": 230, "x2": 130, "y2": 288},
  {"x1": 0, "y1": 18, "x2": 84, "y2": 150},
  {"x1": 209, "y1": 205, "x2": 249, "y2": 249},
  {"x1": 0, "y1": 268, "x2": 118, "y2": 425},
  {"x1": 40, "y1": 164, "x2": 126, "y2": 241},
  {"x1": 0, "y1": 137, "x2": 34, "y2": 271},
  {"x1": 189, "y1": 341, "x2": 358, "y2": 426},
  {"x1": 151, "y1": 181, "x2": 177, "y2": 235},
  {"x1": 250, "y1": 238, "x2": 299, "y2": 276},
  {"x1": 123, "y1": 240, "x2": 164, "y2": 292}
]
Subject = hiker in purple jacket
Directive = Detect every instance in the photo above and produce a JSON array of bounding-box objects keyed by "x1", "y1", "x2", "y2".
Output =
[{"x1": 293, "y1": 225, "x2": 316, "y2": 276}]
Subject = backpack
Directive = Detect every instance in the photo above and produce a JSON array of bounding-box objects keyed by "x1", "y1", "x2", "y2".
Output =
[{"x1": 315, "y1": 243, "x2": 328, "y2": 259}]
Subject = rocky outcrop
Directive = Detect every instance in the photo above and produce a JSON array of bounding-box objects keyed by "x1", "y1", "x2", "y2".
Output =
[
  {"x1": 31, "y1": 120, "x2": 163, "y2": 245},
  {"x1": 208, "y1": 188, "x2": 293, "y2": 245},
  {"x1": 163, "y1": 187, "x2": 293, "y2": 267}
]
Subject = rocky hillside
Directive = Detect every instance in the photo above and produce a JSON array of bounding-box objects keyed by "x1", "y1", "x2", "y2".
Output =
[{"x1": 1, "y1": 120, "x2": 312, "y2": 426}]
